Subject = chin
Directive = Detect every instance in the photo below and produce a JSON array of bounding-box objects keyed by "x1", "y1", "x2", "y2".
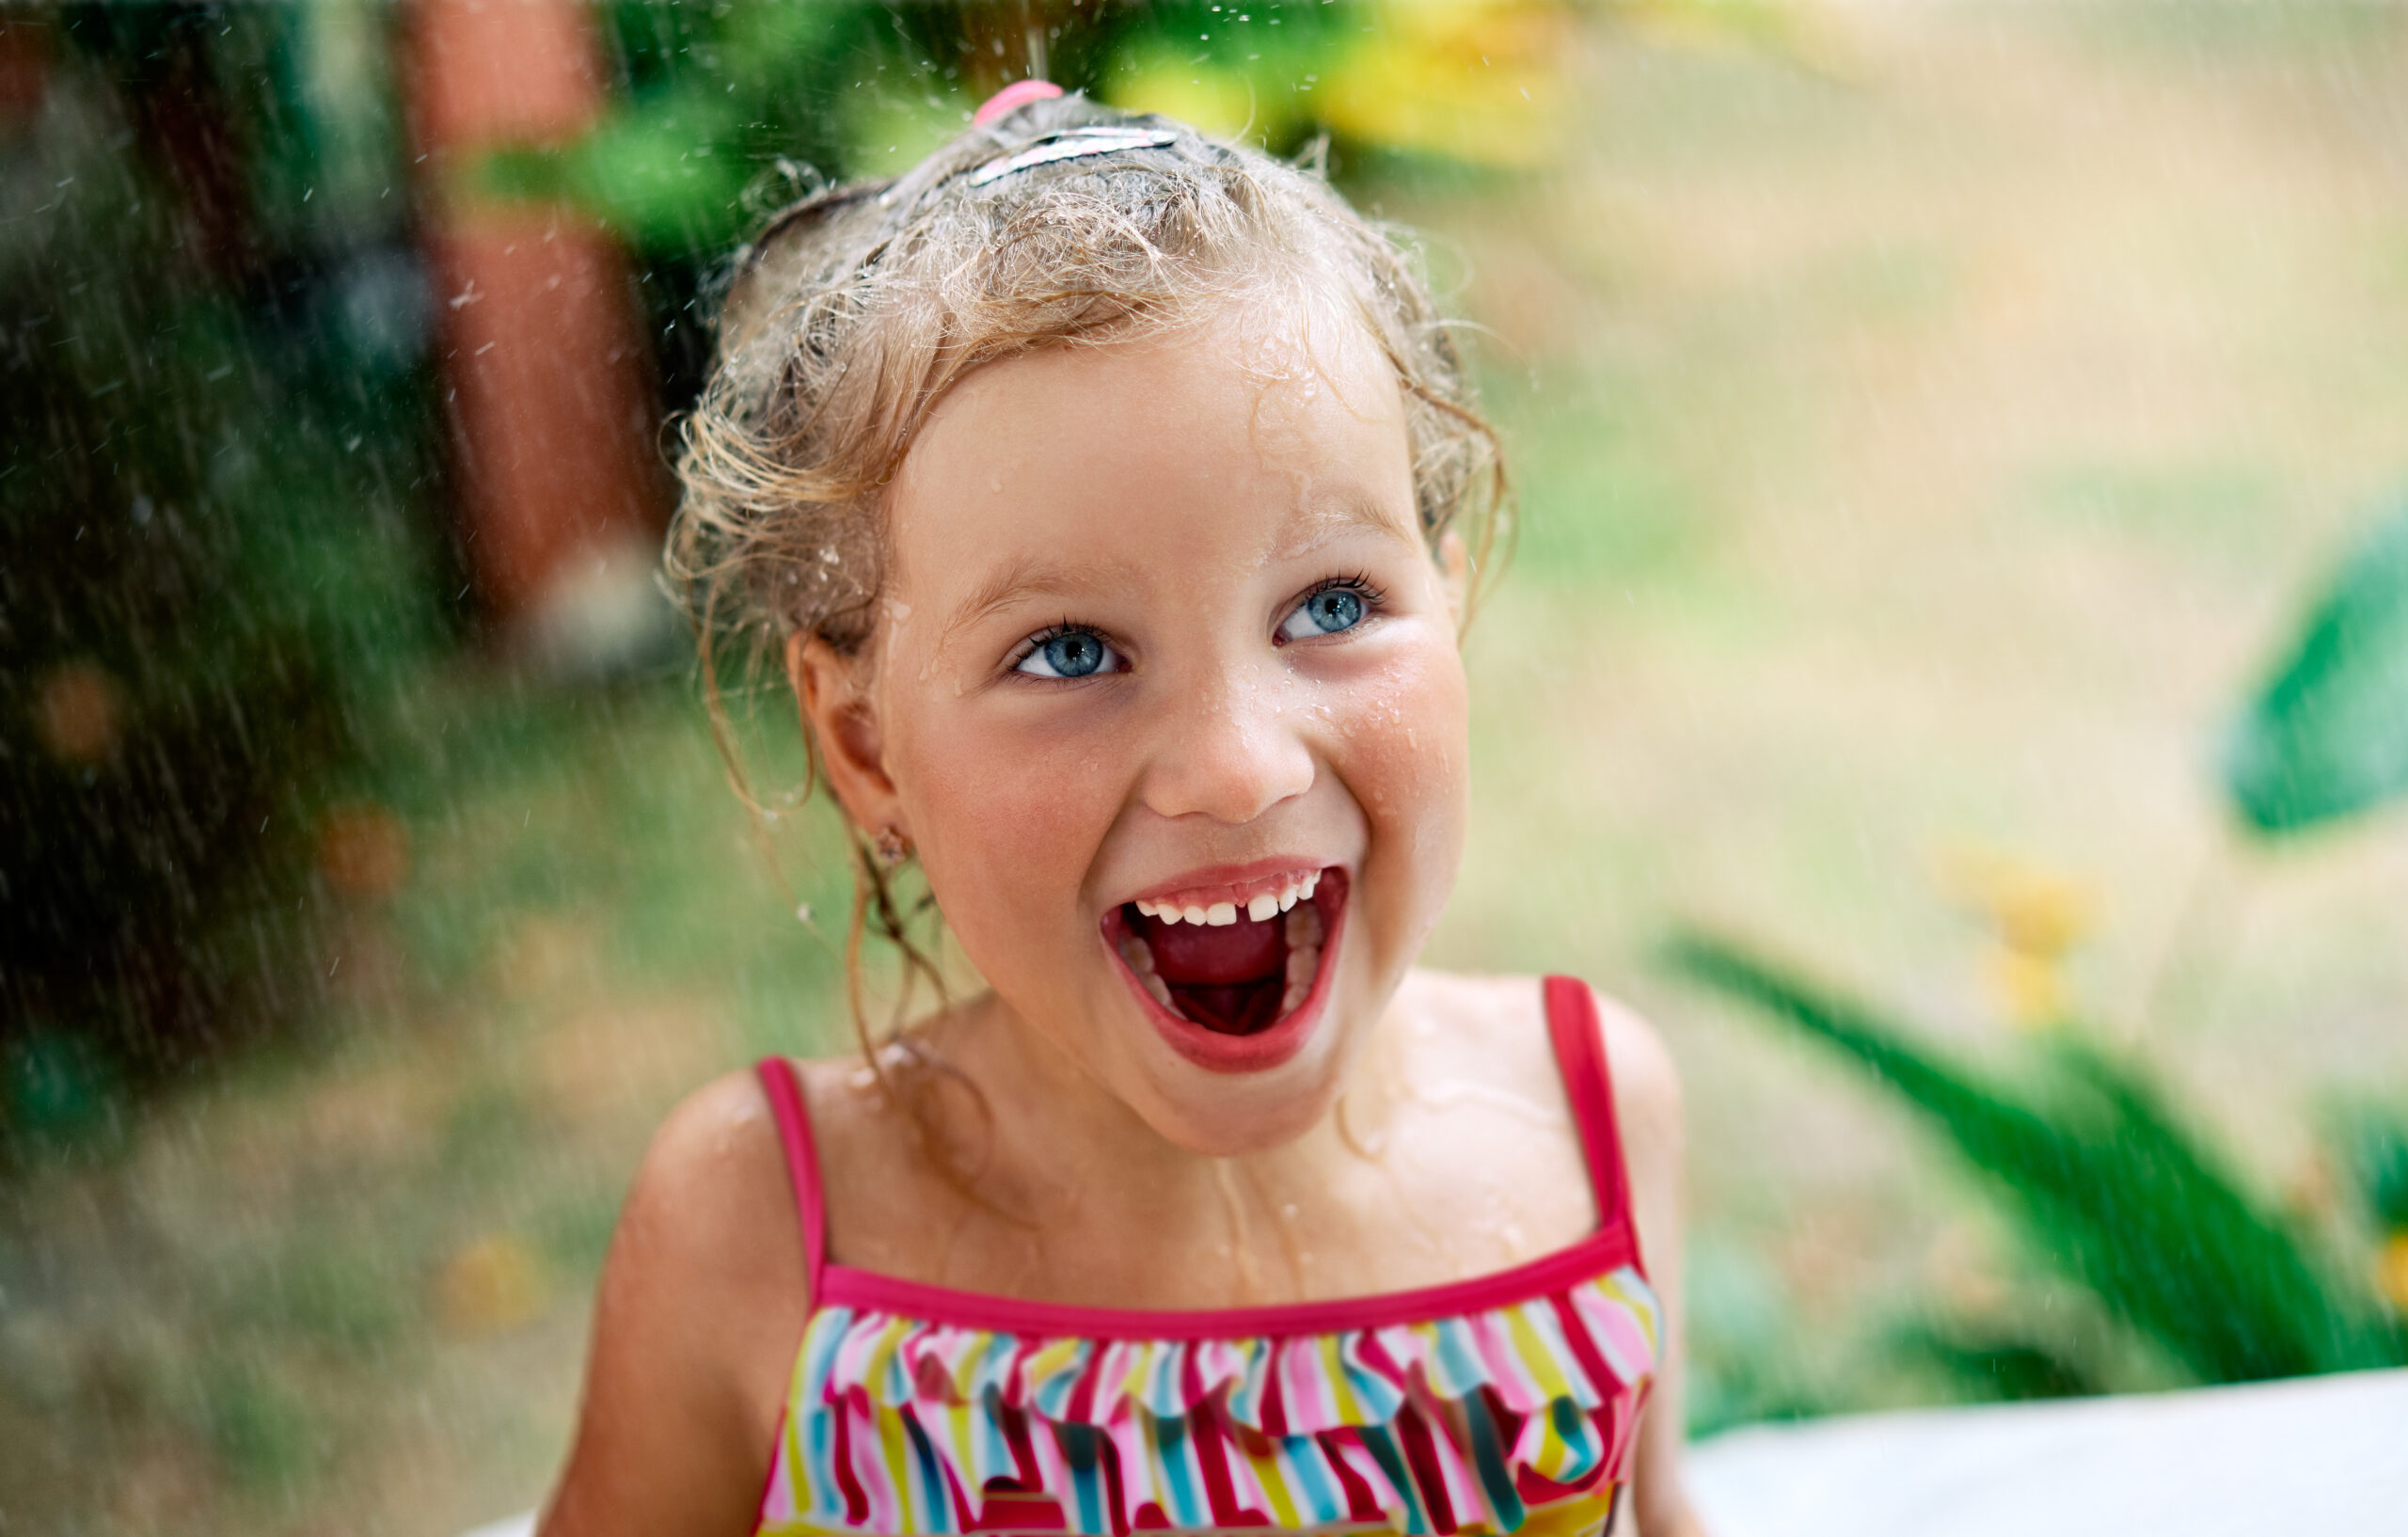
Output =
[{"x1": 1131, "y1": 1046, "x2": 1354, "y2": 1157}]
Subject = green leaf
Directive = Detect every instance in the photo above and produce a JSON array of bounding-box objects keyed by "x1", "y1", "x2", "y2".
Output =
[
  {"x1": 2225, "y1": 499, "x2": 2408, "y2": 834},
  {"x1": 1666, "y1": 931, "x2": 2403, "y2": 1382}
]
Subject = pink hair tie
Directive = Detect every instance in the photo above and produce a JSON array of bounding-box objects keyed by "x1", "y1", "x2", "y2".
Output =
[{"x1": 973, "y1": 79, "x2": 1064, "y2": 127}]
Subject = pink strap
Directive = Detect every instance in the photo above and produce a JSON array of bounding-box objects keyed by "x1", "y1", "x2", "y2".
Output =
[
  {"x1": 1543, "y1": 976, "x2": 1637, "y2": 1242},
  {"x1": 973, "y1": 78, "x2": 1063, "y2": 127},
  {"x1": 755, "y1": 1056, "x2": 827, "y2": 1293}
]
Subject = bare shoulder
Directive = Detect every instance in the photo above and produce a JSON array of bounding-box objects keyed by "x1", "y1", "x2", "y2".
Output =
[
  {"x1": 1392, "y1": 967, "x2": 1563, "y2": 1101},
  {"x1": 768, "y1": 1051, "x2": 978, "y2": 1277},
  {"x1": 539, "y1": 1067, "x2": 812, "y2": 1536},
  {"x1": 1590, "y1": 987, "x2": 1684, "y2": 1150},
  {"x1": 1397, "y1": 970, "x2": 1679, "y2": 1118},
  {"x1": 612, "y1": 1065, "x2": 809, "y2": 1330},
  {"x1": 1398, "y1": 969, "x2": 1684, "y2": 1197}
]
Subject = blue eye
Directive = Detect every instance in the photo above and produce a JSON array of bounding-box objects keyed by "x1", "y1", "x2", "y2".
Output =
[
  {"x1": 1277, "y1": 584, "x2": 1369, "y2": 642},
  {"x1": 1016, "y1": 627, "x2": 1121, "y2": 678}
]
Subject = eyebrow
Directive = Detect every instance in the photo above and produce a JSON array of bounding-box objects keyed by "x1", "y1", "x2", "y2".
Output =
[
  {"x1": 942, "y1": 494, "x2": 1420, "y2": 642},
  {"x1": 1276, "y1": 494, "x2": 1423, "y2": 557},
  {"x1": 948, "y1": 555, "x2": 1124, "y2": 639}
]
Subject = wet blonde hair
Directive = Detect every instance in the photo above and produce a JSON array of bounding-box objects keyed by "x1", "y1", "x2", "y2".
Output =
[{"x1": 669, "y1": 94, "x2": 1507, "y2": 1064}]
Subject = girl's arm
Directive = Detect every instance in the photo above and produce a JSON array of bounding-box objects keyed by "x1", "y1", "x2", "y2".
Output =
[
  {"x1": 1600, "y1": 995, "x2": 1715, "y2": 1537},
  {"x1": 538, "y1": 1072, "x2": 807, "y2": 1537}
]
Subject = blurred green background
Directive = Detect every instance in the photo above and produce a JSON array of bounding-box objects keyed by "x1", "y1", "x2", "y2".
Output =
[{"x1": 7, "y1": 3, "x2": 2408, "y2": 1532}]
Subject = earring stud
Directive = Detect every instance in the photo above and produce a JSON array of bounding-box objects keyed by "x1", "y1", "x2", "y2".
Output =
[{"x1": 872, "y1": 826, "x2": 911, "y2": 867}]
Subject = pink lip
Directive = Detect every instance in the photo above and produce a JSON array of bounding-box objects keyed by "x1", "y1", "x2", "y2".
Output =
[{"x1": 1100, "y1": 866, "x2": 1350, "y2": 1075}]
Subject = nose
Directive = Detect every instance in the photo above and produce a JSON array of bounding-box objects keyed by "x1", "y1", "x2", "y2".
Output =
[{"x1": 1138, "y1": 658, "x2": 1317, "y2": 826}]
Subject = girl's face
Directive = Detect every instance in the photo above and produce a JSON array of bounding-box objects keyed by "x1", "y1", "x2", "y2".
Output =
[{"x1": 806, "y1": 308, "x2": 1469, "y2": 1155}]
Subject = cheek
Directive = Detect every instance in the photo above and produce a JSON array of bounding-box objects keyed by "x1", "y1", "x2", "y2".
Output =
[
  {"x1": 1336, "y1": 634, "x2": 1470, "y2": 895},
  {"x1": 889, "y1": 702, "x2": 1120, "y2": 973}
]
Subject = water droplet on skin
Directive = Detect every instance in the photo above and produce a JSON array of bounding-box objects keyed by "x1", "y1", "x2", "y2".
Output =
[{"x1": 1412, "y1": 1078, "x2": 1561, "y2": 1129}]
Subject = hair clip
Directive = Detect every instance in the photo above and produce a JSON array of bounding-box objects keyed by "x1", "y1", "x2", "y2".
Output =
[
  {"x1": 967, "y1": 127, "x2": 1180, "y2": 187},
  {"x1": 974, "y1": 78, "x2": 1064, "y2": 127}
]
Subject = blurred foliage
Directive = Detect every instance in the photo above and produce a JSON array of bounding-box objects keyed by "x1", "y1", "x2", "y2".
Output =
[
  {"x1": 0, "y1": 0, "x2": 1583, "y2": 1129},
  {"x1": 1890, "y1": 1325, "x2": 2101, "y2": 1405},
  {"x1": 2224, "y1": 497, "x2": 2408, "y2": 835},
  {"x1": 1668, "y1": 932, "x2": 2406, "y2": 1389},
  {"x1": 2337, "y1": 1109, "x2": 2408, "y2": 1231},
  {"x1": 0, "y1": 8, "x2": 451, "y2": 1120},
  {"x1": 483, "y1": 0, "x2": 1570, "y2": 413}
]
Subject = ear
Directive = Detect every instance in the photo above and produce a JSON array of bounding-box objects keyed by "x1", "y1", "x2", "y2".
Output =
[
  {"x1": 785, "y1": 632, "x2": 904, "y2": 840},
  {"x1": 1436, "y1": 529, "x2": 1473, "y2": 631}
]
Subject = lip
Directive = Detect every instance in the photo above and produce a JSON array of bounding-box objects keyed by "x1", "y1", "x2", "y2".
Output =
[
  {"x1": 1120, "y1": 856, "x2": 1331, "y2": 912},
  {"x1": 1101, "y1": 865, "x2": 1350, "y2": 1075}
]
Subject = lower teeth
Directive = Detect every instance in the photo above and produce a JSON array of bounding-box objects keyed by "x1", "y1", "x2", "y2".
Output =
[
  {"x1": 1118, "y1": 934, "x2": 1156, "y2": 975},
  {"x1": 1121, "y1": 894, "x2": 1326, "y2": 1026},
  {"x1": 1277, "y1": 902, "x2": 1324, "y2": 1016}
]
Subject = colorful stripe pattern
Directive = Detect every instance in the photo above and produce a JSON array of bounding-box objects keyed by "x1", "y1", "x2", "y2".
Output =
[{"x1": 753, "y1": 1264, "x2": 1658, "y2": 1536}]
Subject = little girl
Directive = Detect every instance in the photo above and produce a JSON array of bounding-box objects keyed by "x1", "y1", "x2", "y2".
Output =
[{"x1": 540, "y1": 87, "x2": 1707, "y2": 1537}]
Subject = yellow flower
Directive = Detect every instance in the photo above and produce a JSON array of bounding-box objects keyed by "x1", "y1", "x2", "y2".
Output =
[
  {"x1": 1936, "y1": 843, "x2": 2097, "y2": 1028},
  {"x1": 436, "y1": 1232, "x2": 548, "y2": 1334},
  {"x1": 1109, "y1": 53, "x2": 1269, "y2": 142},
  {"x1": 2380, "y1": 1231, "x2": 2408, "y2": 1314},
  {"x1": 1316, "y1": 1, "x2": 1572, "y2": 169}
]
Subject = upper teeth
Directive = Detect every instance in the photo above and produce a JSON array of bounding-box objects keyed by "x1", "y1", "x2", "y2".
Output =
[{"x1": 1136, "y1": 870, "x2": 1321, "y2": 926}]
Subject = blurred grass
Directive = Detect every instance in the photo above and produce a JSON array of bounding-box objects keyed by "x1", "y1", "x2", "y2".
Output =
[{"x1": 0, "y1": 673, "x2": 858, "y2": 1533}]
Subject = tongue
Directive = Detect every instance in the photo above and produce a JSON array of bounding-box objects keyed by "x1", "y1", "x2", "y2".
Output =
[
  {"x1": 1136, "y1": 909, "x2": 1287, "y2": 1036},
  {"x1": 1142, "y1": 911, "x2": 1282, "y2": 985}
]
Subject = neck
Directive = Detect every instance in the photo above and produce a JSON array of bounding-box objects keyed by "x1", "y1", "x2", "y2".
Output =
[{"x1": 927, "y1": 987, "x2": 1397, "y2": 1243}]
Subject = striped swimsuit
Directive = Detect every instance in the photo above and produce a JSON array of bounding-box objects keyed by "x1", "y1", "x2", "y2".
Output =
[{"x1": 751, "y1": 976, "x2": 1660, "y2": 1537}]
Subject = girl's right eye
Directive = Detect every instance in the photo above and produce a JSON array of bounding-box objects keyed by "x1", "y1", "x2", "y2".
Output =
[{"x1": 1014, "y1": 626, "x2": 1125, "y2": 679}]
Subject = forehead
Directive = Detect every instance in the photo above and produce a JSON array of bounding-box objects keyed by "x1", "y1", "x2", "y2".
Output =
[{"x1": 882, "y1": 305, "x2": 1418, "y2": 609}]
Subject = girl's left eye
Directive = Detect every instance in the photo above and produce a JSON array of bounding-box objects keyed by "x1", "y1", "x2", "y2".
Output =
[
  {"x1": 1014, "y1": 627, "x2": 1124, "y2": 679},
  {"x1": 1276, "y1": 581, "x2": 1373, "y2": 642}
]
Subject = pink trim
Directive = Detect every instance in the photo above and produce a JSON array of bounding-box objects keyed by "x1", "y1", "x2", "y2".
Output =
[
  {"x1": 755, "y1": 1056, "x2": 827, "y2": 1293},
  {"x1": 1543, "y1": 975, "x2": 1638, "y2": 1260},
  {"x1": 755, "y1": 973, "x2": 1649, "y2": 1339},
  {"x1": 811, "y1": 1225, "x2": 1637, "y2": 1339},
  {"x1": 974, "y1": 79, "x2": 1064, "y2": 127}
]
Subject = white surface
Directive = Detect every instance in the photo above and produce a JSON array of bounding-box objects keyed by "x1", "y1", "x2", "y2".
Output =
[{"x1": 1687, "y1": 1368, "x2": 2408, "y2": 1537}]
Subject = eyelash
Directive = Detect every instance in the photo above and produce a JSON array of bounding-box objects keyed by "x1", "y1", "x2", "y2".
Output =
[
  {"x1": 1006, "y1": 575, "x2": 1389, "y2": 677},
  {"x1": 1006, "y1": 617, "x2": 1112, "y2": 679},
  {"x1": 1283, "y1": 574, "x2": 1387, "y2": 639}
]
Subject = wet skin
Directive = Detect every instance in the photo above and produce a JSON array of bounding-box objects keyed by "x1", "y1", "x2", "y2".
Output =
[
  {"x1": 797, "y1": 305, "x2": 1472, "y2": 1157},
  {"x1": 537, "y1": 306, "x2": 1707, "y2": 1537}
]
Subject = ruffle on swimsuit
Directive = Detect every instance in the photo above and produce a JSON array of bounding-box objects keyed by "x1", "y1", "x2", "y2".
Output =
[{"x1": 752, "y1": 976, "x2": 1659, "y2": 1537}]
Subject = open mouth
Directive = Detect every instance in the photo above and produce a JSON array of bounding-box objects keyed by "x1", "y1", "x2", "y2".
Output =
[{"x1": 1101, "y1": 866, "x2": 1348, "y2": 1068}]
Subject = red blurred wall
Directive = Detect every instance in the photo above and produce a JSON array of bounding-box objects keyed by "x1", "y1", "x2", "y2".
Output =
[{"x1": 407, "y1": 0, "x2": 665, "y2": 630}]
